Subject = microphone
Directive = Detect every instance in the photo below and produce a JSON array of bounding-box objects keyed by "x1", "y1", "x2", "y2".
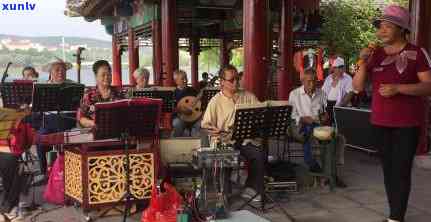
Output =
[{"x1": 357, "y1": 43, "x2": 378, "y2": 66}]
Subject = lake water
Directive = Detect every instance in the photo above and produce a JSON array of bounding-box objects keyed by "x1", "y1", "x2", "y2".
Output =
[
  {"x1": 40, "y1": 68, "x2": 132, "y2": 86},
  {"x1": 5, "y1": 65, "x2": 218, "y2": 86}
]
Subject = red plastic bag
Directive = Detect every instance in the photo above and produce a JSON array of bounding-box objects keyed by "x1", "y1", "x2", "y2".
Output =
[
  {"x1": 9, "y1": 119, "x2": 34, "y2": 156},
  {"x1": 43, "y1": 154, "x2": 65, "y2": 205},
  {"x1": 141, "y1": 183, "x2": 182, "y2": 222}
]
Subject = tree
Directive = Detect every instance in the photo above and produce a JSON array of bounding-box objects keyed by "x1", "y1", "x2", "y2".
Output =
[
  {"x1": 321, "y1": 0, "x2": 380, "y2": 65},
  {"x1": 199, "y1": 47, "x2": 219, "y2": 73},
  {"x1": 385, "y1": 0, "x2": 409, "y2": 7},
  {"x1": 230, "y1": 48, "x2": 244, "y2": 70},
  {"x1": 321, "y1": 0, "x2": 409, "y2": 66}
]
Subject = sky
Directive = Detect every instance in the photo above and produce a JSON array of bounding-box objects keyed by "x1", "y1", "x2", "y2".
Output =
[{"x1": 0, "y1": 0, "x2": 111, "y2": 41}]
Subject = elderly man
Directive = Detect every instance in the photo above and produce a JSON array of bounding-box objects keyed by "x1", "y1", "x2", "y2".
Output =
[
  {"x1": 289, "y1": 68, "x2": 346, "y2": 187},
  {"x1": 201, "y1": 65, "x2": 264, "y2": 201},
  {"x1": 172, "y1": 70, "x2": 200, "y2": 137},
  {"x1": 289, "y1": 68, "x2": 325, "y2": 173},
  {"x1": 322, "y1": 57, "x2": 354, "y2": 122}
]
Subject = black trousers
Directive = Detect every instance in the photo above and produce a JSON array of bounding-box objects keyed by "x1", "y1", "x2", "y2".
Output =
[
  {"x1": 0, "y1": 153, "x2": 20, "y2": 213},
  {"x1": 373, "y1": 126, "x2": 419, "y2": 222},
  {"x1": 237, "y1": 144, "x2": 266, "y2": 195}
]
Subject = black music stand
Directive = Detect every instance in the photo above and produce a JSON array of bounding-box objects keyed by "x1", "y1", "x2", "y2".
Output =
[
  {"x1": 94, "y1": 98, "x2": 162, "y2": 222},
  {"x1": 31, "y1": 83, "x2": 85, "y2": 112},
  {"x1": 266, "y1": 104, "x2": 294, "y2": 162},
  {"x1": 0, "y1": 80, "x2": 33, "y2": 109},
  {"x1": 32, "y1": 83, "x2": 84, "y2": 131},
  {"x1": 232, "y1": 103, "x2": 295, "y2": 221},
  {"x1": 201, "y1": 88, "x2": 220, "y2": 111},
  {"x1": 132, "y1": 90, "x2": 175, "y2": 113}
]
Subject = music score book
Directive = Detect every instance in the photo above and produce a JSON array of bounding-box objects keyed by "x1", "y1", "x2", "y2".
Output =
[{"x1": 232, "y1": 100, "x2": 292, "y2": 141}]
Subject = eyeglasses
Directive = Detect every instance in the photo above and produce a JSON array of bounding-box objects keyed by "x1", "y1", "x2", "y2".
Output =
[{"x1": 222, "y1": 77, "x2": 239, "y2": 83}]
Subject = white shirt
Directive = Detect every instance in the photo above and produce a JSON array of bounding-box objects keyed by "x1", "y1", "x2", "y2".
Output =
[
  {"x1": 288, "y1": 86, "x2": 326, "y2": 125},
  {"x1": 327, "y1": 82, "x2": 340, "y2": 101},
  {"x1": 322, "y1": 73, "x2": 353, "y2": 106}
]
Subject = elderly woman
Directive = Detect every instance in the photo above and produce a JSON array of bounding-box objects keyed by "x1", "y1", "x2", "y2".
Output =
[
  {"x1": 134, "y1": 67, "x2": 151, "y2": 90},
  {"x1": 21, "y1": 66, "x2": 38, "y2": 80},
  {"x1": 35, "y1": 59, "x2": 77, "y2": 179},
  {"x1": 79, "y1": 60, "x2": 124, "y2": 128},
  {"x1": 45, "y1": 58, "x2": 74, "y2": 84},
  {"x1": 127, "y1": 68, "x2": 151, "y2": 98}
]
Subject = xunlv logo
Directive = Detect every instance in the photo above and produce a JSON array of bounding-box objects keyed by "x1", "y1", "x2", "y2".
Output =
[{"x1": 2, "y1": 2, "x2": 36, "y2": 11}]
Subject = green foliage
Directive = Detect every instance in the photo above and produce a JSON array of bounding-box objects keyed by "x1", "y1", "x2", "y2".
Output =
[
  {"x1": 230, "y1": 48, "x2": 244, "y2": 69},
  {"x1": 321, "y1": 0, "x2": 409, "y2": 66},
  {"x1": 199, "y1": 47, "x2": 219, "y2": 73},
  {"x1": 385, "y1": 0, "x2": 409, "y2": 7},
  {"x1": 321, "y1": 0, "x2": 381, "y2": 65}
]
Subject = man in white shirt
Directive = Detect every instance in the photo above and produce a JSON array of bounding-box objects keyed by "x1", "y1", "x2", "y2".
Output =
[
  {"x1": 289, "y1": 68, "x2": 347, "y2": 187},
  {"x1": 322, "y1": 57, "x2": 354, "y2": 122},
  {"x1": 289, "y1": 68, "x2": 326, "y2": 173}
]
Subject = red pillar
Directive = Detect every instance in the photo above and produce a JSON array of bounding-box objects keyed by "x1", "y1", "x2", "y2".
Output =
[
  {"x1": 152, "y1": 20, "x2": 163, "y2": 86},
  {"x1": 243, "y1": 0, "x2": 269, "y2": 101},
  {"x1": 411, "y1": 0, "x2": 431, "y2": 51},
  {"x1": 410, "y1": 0, "x2": 431, "y2": 154},
  {"x1": 277, "y1": 0, "x2": 294, "y2": 100},
  {"x1": 220, "y1": 37, "x2": 230, "y2": 68},
  {"x1": 161, "y1": 0, "x2": 177, "y2": 86},
  {"x1": 190, "y1": 36, "x2": 200, "y2": 89},
  {"x1": 112, "y1": 35, "x2": 122, "y2": 86},
  {"x1": 128, "y1": 29, "x2": 138, "y2": 85}
]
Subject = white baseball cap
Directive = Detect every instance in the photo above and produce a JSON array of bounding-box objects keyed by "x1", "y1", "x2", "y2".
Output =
[{"x1": 331, "y1": 57, "x2": 345, "y2": 68}]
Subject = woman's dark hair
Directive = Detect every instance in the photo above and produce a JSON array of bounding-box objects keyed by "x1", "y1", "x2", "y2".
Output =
[
  {"x1": 92, "y1": 60, "x2": 111, "y2": 75},
  {"x1": 22, "y1": 66, "x2": 38, "y2": 78}
]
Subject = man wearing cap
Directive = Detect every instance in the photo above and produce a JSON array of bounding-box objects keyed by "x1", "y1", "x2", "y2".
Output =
[
  {"x1": 321, "y1": 57, "x2": 351, "y2": 187},
  {"x1": 322, "y1": 57, "x2": 354, "y2": 109},
  {"x1": 353, "y1": 5, "x2": 431, "y2": 222}
]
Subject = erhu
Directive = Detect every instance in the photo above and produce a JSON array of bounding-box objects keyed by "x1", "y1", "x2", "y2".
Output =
[
  {"x1": 73, "y1": 47, "x2": 85, "y2": 83},
  {"x1": 1, "y1": 62, "x2": 12, "y2": 84}
]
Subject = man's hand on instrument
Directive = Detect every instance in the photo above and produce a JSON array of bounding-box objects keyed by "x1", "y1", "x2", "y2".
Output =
[
  {"x1": 379, "y1": 84, "x2": 399, "y2": 98},
  {"x1": 19, "y1": 104, "x2": 30, "y2": 112},
  {"x1": 300, "y1": 116, "x2": 315, "y2": 125},
  {"x1": 205, "y1": 126, "x2": 222, "y2": 136},
  {"x1": 182, "y1": 106, "x2": 193, "y2": 115},
  {"x1": 88, "y1": 120, "x2": 96, "y2": 128},
  {"x1": 319, "y1": 113, "x2": 330, "y2": 125}
]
